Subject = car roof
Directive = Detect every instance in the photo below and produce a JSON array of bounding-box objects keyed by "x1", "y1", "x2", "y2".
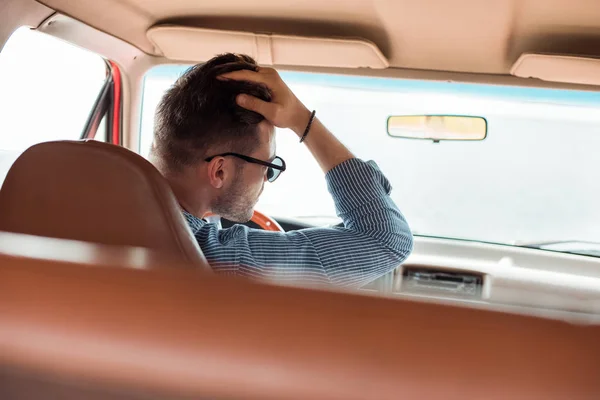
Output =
[{"x1": 34, "y1": 0, "x2": 600, "y2": 77}]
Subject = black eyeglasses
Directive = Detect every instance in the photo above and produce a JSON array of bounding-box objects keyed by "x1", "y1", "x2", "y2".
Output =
[{"x1": 205, "y1": 152, "x2": 286, "y2": 182}]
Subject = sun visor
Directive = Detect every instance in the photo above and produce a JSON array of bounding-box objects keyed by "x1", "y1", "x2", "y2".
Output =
[
  {"x1": 147, "y1": 25, "x2": 389, "y2": 69},
  {"x1": 511, "y1": 53, "x2": 600, "y2": 86}
]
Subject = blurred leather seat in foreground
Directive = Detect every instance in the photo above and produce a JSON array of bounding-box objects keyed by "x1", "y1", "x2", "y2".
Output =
[{"x1": 0, "y1": 231, "x2": 598, "y2": 400}]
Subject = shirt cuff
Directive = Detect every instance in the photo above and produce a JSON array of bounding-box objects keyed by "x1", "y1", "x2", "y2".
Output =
[{"x1": 325, "y1": 158, "x2": 393, "y2": 215}]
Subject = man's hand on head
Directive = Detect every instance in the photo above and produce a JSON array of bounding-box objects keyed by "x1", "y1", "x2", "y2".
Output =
[
  {"x1": 218, "y1": 66, "x2": 312, "y2": 137},
  {"x1": 220, "y1": 60, "x2": 353, "y2": 173}
]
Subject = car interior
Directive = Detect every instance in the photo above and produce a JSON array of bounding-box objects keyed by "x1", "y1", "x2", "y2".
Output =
[{"x1": 1, "y1": 0, "x2": 600, "y2": 398}]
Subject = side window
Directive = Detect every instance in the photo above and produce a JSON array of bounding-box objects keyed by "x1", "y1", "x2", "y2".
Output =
[{"x1": 0, "y1": 27, "x2": 107, "y2": 184}]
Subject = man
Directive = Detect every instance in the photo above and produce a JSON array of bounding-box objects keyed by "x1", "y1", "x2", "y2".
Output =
[{"x1": 150, "y1": 53, "x2": 413, "y2": 288}]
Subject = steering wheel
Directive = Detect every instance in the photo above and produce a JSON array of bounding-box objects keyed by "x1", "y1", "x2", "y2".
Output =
[{"x1": 204, "y1": 210, "x2": 284, "y2": 232}]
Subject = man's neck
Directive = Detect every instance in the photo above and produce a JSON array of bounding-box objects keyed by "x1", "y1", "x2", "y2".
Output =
[
  {"x1": 165, "y1": 174, "x2": 211, "y2": 218},
  {"x1": 151, "y1": 155, "x2": 212, "y2": 218}
]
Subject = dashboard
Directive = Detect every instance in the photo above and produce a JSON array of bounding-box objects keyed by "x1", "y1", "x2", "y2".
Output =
[
  {"x1": 378, "y1": 236, "x2": 600, "y2": 324},
  {"x1": 225, "y1": 215, "x2": 600, "y2": 324}
]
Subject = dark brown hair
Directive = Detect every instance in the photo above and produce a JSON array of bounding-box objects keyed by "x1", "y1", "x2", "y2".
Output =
[{"x1": 152, "y1": 53, "x2": 272, "y2": 173}]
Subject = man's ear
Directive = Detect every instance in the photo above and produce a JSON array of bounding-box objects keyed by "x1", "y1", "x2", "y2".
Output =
[{"x1": 205, "y1": 157, "x2": 227, "y2": 189}]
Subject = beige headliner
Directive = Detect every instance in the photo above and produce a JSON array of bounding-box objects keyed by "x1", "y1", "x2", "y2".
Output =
[{"x1": 35, "y1": 0, "x2": 600, "y2": 75}]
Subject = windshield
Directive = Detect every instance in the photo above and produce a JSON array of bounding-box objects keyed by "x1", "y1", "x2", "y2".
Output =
[{"x1": 140, "y1": 65, "x2": 600, "y2": 256}]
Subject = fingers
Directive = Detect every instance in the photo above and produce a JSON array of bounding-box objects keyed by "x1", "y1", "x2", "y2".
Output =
[
  {"x1": 236, "y1": 93, "x2": 280, "y2": 123},
  {"x1": 218, "y1": 65, "x2": 276, "y2": 85},
  {"x1": 218, "y1": 69, "x2": 262, "y2": 83},
  {"x1": 216, "y1": 64, "x2": 285, "y2": 126},
  {"x1": 213, "y1": 61, "x2": 258, "y2": 74}
]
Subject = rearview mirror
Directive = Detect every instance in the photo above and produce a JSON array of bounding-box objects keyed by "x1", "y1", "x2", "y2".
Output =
[{"x1": 387, "y1": 115, "x2": 487, "y2": 142}]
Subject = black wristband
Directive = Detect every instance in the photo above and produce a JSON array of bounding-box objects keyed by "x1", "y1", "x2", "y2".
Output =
[{"x1": 299, "y1": 110, "x2": 316, "y2": 143}]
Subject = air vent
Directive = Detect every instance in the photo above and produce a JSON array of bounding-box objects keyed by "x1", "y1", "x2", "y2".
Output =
[{"x1": 401, "y1": 267, "x2": 483, "y2": 299}]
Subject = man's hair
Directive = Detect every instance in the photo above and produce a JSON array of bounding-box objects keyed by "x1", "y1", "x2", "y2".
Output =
[{"x1": 152, "y1": 53, "x2": 272, "y2": 173}]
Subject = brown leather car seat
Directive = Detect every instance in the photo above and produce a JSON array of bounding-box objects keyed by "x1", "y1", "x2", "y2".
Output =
[{"x1": 0, "y1": 140, "x2": 209, "y2": 268}]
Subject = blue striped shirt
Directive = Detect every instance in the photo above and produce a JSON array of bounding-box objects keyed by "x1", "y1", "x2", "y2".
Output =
[{"x1": 184, "y1": 158, "x2": 413, "y2": 288}]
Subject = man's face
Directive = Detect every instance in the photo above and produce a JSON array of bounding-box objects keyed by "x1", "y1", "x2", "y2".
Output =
[{"x1": 211, "y1": 121, "x2": 276, "y2": 222}]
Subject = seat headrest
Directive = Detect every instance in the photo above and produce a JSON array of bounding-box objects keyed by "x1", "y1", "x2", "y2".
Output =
[{"x1": 0, "y1": 140, "x2": 209, "y2": 268}]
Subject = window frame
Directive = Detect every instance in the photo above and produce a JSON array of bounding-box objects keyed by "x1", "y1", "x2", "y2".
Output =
[{"x1": 81, "y1": 60, "x2": 123, "y2": 145}]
